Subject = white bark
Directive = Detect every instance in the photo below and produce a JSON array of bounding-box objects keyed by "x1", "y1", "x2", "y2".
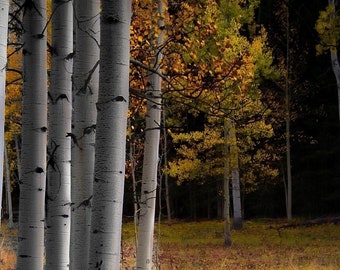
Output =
[
  {"x1": 45, "y1": 1, "x2": 73, "y2": 269},
  {"x1": 16, "y1": 0, "x2": 47, "y2": 269},
  {"x1": 223, "y1": 120, "x2": 231, "y2": 246},
  {"x1": 330, "y1": 47, "x2": 340, "y2": 120},
  {"x1": 229, "y1": 120, "x2": 242, "y2": 230},
  {"x1": 0, "y1": 0, "x2": 9, "y2": 230},
  {"x1": 89, "y1": 1, "x2": 131, "y2": 269},
  {"x1": 71, "y1": 1, "x2": 100, "y2": 269},
  {"x1": 136, "y1": 2, "x2": 164, "y2": 268}
]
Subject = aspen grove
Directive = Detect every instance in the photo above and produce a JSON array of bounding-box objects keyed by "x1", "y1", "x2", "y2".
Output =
[{"x1": 1, "y1": 0, "x2": 340, "y2": 269}]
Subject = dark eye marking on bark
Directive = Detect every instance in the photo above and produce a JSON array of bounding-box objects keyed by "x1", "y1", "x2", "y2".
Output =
[
  {"x1": 77, "y1": 195, "x2": 93, "y2": 208},
  {"x1": 95, "y1": 260, "x2": 103, "y2": 268},
  {"x1": 83, "y1": 124, "x2": 96, "y2": 135},
  {"x1": 33, "y1": 33, "x2": 45, "y2": 39},
  {"x1": 66, "y1": 132, "x2": 82, "y2": 149},
  {"x1": 19, "y1": 255, "x2": 32, "y2": 258},
  {"x1": 104, "y1": 15, "x2": 121, "y2": 24},
  {"x1": 35, "y1": 167, "x2": 44, "y2": 173},
  {"x1": 56, "y1": 93, "x2": 70, "y2": 103},
  {"x1": 113, "y1": 95, "x2": 127, "y2": 102},
  {"x1": 93, "y1": 229, "x2": 105, "y2": 234},
  {"x1": 64, "y1": 52, "x2": 75, "y2": 60},
  {"x1": 41, "y1": 126, "x2": 48, "y2": 132},
  {"x1": 22, "y1": 49, "x2": 32, "y2": 55}
]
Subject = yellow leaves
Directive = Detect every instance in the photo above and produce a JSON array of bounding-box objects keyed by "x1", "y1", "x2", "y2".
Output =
[{"x1": 315, "y1": 2, "x2": 340, "y2": 54}]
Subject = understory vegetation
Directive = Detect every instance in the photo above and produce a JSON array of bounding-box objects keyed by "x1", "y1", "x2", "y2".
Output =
[{"x1": 2, "y1": 219, "x2": 339, "y2": 269}]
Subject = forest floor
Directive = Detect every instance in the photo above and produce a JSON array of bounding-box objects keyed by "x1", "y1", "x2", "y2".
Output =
[{"x1": 1, "y1": 219, "x2": 339, "y2": 269}]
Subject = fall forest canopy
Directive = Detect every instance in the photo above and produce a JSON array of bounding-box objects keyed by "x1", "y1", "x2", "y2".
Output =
[
  {"x1": 0, "y1": 0, "x2": 339, "y2": 269},
  {"x1": 2, "y1": 0, "x2": 339, "y2": 222}
]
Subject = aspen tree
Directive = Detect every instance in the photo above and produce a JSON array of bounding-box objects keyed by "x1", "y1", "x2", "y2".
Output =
[
  {"x1": 0, "y1": 0, "x2": 9, "y2": 230},
  {"x1": 316, "y1": 0, "x2": 340, "y2": 120},
  {"x1": 228, "y1": 120, "x2": 243, "y2": 229},
  {"x1": 16, "y1": 0, "x2": 47, "y2": 268},
  {"x1": 45, "y1": 0, "x2": 73, "y2": 269},
  {"x1": 136, "y1": 1, "x2": 165, "y2": 268},
  {"x1": 89, "y1": 1, "x2": 131, "y2": 269},
  {"x1": 71, "y1": 0, "x2": 100, "y2": 269}
]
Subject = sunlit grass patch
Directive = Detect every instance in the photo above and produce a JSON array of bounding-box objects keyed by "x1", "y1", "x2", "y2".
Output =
[
  {"x1": 1, "y1": 222, "x2": 17, "y2": 270},
  {"x1": 1, "y1": 219, "x2": 339, "y2": 269}
]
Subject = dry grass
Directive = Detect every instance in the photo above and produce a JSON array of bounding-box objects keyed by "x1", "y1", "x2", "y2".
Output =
[
  {"x1": 2, "y1": 219, "x2": 340, "y2": 269},
  {"x1": 1, "y1": 223, "x2": 17, "y2": 270}
]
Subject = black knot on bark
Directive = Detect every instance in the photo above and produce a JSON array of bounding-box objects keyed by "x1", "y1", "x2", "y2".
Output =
[
  {"x1": 104, "y1": 15, "x2": 120, "y2": 24},
  {"x1": 35, "y1": 167, "x2": 44, "y2": 173},
  {"x1": 113, "y1": 95, "x2": 127, "y2": 102}
]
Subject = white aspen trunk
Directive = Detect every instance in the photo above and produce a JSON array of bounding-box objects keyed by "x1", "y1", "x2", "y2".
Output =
[
  {"x1": 4, "y1": 145, "x2": 13, "y2": 228},
  {"x1": 229, "y1": 120, "x2": 242, "y2": 230},
  {"x1": 328, "y1": 0, "x2": 340, "y2": 121},
  {"x1": 223, "y1": 120, "x2": 231, "y2": 246},
  {"x1": 0, "y1": 0, "x2": 9, "y2": 230},
  {"x1": 330, "y1": 48, "x2": 340, "y2": 121},
  {"x1": 71, "y1": 1, "x2": 100, "y2": 269},
  {"x1": 88, "y1": 1, "x2": 131, "y2": 269},
  {"x1": 45, "y1": 1, "x2": 73, "y2": 269},
  {"x1": 136, "y1": 1, "x2": 164, "y2": 268},
  {"x1": 16, "y1": 0, "x2": 47, "y2": 269}
]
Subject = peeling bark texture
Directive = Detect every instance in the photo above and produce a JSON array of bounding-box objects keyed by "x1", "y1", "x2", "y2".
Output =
[
  {"x1": 71, "y1": 1, "x2": 100, "y2": 269},
  {"x1": 16, "y1": 0, "x2": 47, "y2": 269},
  {"x1": 88, "y1": 1, "x2": 131, "y2": 269},
  {"x1": 136, "y1": 1, "x2": 165, "y2": 269},
  {"x1": 45, "y1": 0, "x2": 73, "y2": 269},
  {"x1": 0, "y1": 0, "x2": 9, "y2": 230}
]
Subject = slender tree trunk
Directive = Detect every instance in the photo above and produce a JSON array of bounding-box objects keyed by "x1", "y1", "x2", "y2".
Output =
[
  {"x1": 89, "y1": 1, "x2": 131, "y2": 269},
  {"x1": 128, "y1": 122, "x2": 139, "y2": 247},
  {"x1": 330, "y1": 47, "x2": 340, "y2": 121},
  {"x1": 4, "y1": 145, "x2": 13, "y2": 229},
  {"x1": 229, "y1": 120, "x2": 242, "y2": 230},
  {"x1": 16, "y1": 1, "x2": 47, "y2": 268},
  {"x1": 163, "y1": 109, "x2": 172, "y2": 223},
  {"x1": 285, "y1": 1, "x2": 292, "y2": 220},
  {"x1": 71, "y1": 1, "x2": 100, "y2": 269},
  {"x1": 136, "y1": 1, "x2": 164, "y2": 268},
  {"x1": 223, "y1": 120, "x2": 231, "y2": 246},
  {"x1": 0, "y1": 0, "x2": 9, "y2": 231},
  {"x1": 45, "y1": 1, "x2": 73, "y2": 269},
  {"x1": 15, "y1": 135, "x2": 22, "y2": 183},
  {"x1": 328, "y1": 1, "x2": 340, "y2": 121}
]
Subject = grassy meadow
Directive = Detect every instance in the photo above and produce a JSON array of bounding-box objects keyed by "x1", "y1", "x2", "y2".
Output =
[{"x1": 1, "y1": 219, "x2": 340, "y2": 269}]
